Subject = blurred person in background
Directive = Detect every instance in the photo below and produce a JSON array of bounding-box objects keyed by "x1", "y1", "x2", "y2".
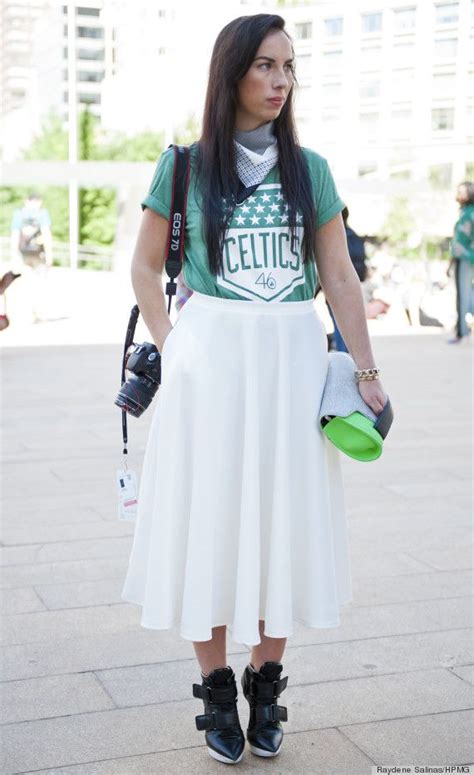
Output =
[
  {"x1": 10, "y1": 192, "x2": 53, "y2": 323},
  {"x1": 447, "y1": 181, "x2": 474, "y2": 344},
  {"x1": 325, "y1": 205, "x2": 367, "y2": 351}
]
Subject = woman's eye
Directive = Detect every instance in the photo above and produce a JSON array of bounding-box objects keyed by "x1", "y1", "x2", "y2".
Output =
[{"x1": 259, "y1": 63, "x2": 271, "y2": 70}]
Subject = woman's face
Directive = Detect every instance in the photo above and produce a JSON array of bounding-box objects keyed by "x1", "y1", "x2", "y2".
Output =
[{"x1": 235, "y1": 30, "x2": 294, "y2": 131}]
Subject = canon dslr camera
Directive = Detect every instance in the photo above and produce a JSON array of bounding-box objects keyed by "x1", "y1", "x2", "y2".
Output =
[{"x1": 115, "y1": 341, "x2": 161, "y2": 418}]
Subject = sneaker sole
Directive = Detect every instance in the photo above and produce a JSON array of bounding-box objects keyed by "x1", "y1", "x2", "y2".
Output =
[
  {"x1": 207, "y1": 746, "x2": 244, "y2": 765},
  {"x1": 249, "y1": 743, "x2": 282, "y2": 757}
]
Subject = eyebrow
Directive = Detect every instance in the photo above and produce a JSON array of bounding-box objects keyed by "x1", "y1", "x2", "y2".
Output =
[{"x1": 253, "y1": 56, "x2": 294, "y2": 64}]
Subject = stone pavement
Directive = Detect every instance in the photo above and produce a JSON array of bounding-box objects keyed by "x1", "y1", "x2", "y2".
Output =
[{"x1": 0, "y1": 330, "x2": 473, "y2": 774}]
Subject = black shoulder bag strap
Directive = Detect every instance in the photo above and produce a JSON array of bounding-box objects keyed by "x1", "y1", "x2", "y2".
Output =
[{"x1": 120, "y1": 144, "x2": 191, "y2": 456}]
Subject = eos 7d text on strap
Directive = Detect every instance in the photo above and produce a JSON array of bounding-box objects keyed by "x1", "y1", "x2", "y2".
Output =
[{"x1": 163, "y1": 144, "x2": 191, "y2": 313}]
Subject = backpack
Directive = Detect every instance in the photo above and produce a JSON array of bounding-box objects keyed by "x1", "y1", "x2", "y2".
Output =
[
  {"x1": 345, "y1": 227, "x2": 367, "y2": 282},
  {"x1": 18, "y1": 216, "x2": 44, "y2": 256}
]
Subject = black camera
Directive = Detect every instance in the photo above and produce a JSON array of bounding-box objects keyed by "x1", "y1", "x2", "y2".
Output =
[{"x1": 115, "y1": 341, "x2": 161, "y2": 417}]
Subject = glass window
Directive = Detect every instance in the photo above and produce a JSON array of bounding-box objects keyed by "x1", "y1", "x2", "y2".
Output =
[
  {"x1": 428, "y1": 163, "x2": 453, "y2": 187},
  {"x1": 391, "y1": 68, "x2": 415, "y2": 99},
  {"x1": 295, "y1": 22, "x2": 312, "y2": 40},
  {"x1": 435, "y1": 3, "x2": 459, "y2": 24},
  {"x1": 78, "y1": 70, "x2": 104, "y2": 82},
  {"x1": 77, "y1": 7, "x2": 100, "y2": 15},
  {"x1": 79, "y1": 92, "x2": 101, "y2": 104},
  {"x1": 394, "y1": 7, "x2": 416, "y2": 30},
  {"x1": 359, "y1": 112, "x2": 379, "y2": 136},
  {"x1": 78, "y1": 48, "x2": 105, "y2": 60},
  {"x1": 77, "y1": 26, "x2": 104, "y2": 39},
  {"x1": 391, "y1": 107, "x2": 412, "y2": 120},
  {"x1": 361, "y1": 12, "x2": 382, "y2": 34},
  {"x1": 360, "y1": 79, "x2": 380, "y2": 99},
  {"x1": 322, "y1": 50, "x2": 342, "y2": 73},
  {"x1": 434, "y1": 37, "x2": 457, "y2": 58},
  {"x1": 394, "y1": 42, "x2": 416, "y2": 60},
  {"x1": 358, "y1": 163, "x2": 377, "y2": 177},
  {"x1": 468, "y1": 70, "x2": 474, "y2": 94},
  {"x1": 322, "y1": 82, "x2": 342, "y2": 100},
  {"x1": 431, "y1": 107, "x2": 454, "y2": 130},
  {"x1": 321, "y1": 109, "x2": 341, "y2": 136},
  {"x1": 360, "y1": 46, "x2": 381, "y2": 70},
  {"x1": 324, "y1": 17, "x2": 343, "y2": 36},
  {"x1": 296, "y1": 54, "x2": 312, "y2": 78},
  {"x1": 432, "y1": 72, "x2": 456, "y2": 95}
]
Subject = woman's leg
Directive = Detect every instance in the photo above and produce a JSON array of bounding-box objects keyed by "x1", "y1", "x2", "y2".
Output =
[
  {"x1": 250, "y1": 620, "x2": 287, "y2": 670},
  {"x1": 193, "y1": 625, "x2": 227, "y2": 676},
  {"x1": 456, "y1": 259, "x2": 474, "y2": 337}
]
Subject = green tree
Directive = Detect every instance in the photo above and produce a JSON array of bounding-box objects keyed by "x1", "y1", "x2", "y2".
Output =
[
  {"x1": 381, "y1": 196, "x2": 417, "y2": 258},
  {"x1": 23, "y1": 112, "x2": 68, "y2": 161},
  {"x1": 1, "y1": 110, "x2": 166, "y2": 254},
  {"x1": 174, "y1": 114, "x2": 200, "y2": 146}
]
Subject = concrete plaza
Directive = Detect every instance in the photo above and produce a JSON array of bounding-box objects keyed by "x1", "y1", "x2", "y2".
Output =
[{"x1": 0, "y1": 322, "x2": 473, "y2": 772}]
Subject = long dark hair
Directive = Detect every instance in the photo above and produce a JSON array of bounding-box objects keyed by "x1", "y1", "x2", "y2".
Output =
[
  {"x1": 196, "y1": 14, "x2": 317, "y2": 275},
  {"x1": 458, "y1": 181, "x2": 474, "y2": 204}
]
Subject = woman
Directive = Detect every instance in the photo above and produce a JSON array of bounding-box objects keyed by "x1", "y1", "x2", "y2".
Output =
[
  {"x1": 121, "y1": 14, "x2": 387, "y2": 766},
  {"x1": 447, "y1": 181, "x2": 474, "y2": 344}
]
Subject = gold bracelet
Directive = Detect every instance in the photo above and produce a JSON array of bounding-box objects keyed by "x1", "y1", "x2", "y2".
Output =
[{"x1": 355, "y1": 367, "x2": 380, "y2": 382}]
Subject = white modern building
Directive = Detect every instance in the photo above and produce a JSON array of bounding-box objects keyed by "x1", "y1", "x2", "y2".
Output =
[{"x1": 283, "y1": 0, "x2": 473, "y2": 186}]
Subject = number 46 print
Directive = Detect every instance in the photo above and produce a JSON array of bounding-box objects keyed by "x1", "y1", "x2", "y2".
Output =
[{"x1": 255, "y1": 272, "x2": 277, "y2": 290}]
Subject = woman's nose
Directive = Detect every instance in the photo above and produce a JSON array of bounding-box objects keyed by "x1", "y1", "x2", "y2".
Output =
[{"x1": 273, "y1": 70, "x2": 290, "y2": 89}]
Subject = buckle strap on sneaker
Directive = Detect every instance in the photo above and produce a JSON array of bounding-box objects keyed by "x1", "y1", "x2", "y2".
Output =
[
  {"x1": 249, "y1": 675, "x2": 288, "y2": 701},
  {"x1": 192, "y1": 682, "x2": 237, "y2": 703},
  {"x1": 254, "y1": 703, "x2": 288, "y2": 724},
  {"x1": 195, "y1": 708, "x2": 240, "y2": 731}
]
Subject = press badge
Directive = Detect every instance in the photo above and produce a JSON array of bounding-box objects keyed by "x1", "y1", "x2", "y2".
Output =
[{"x1": 116, "y1": 469, "x2": 138, "y2": 522}]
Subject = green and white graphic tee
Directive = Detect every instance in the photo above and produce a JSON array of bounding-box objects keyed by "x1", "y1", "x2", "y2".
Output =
[{"x1": 141, "y1": 144, "x2": 345, "y2": 303}]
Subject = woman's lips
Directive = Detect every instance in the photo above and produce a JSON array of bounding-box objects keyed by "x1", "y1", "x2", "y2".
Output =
[{"x1": 267, "y1": 97, "x2": 284, "y2": 106}]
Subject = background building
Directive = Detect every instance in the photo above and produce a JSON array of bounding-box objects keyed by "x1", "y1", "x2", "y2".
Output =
[
  {"x1": 1, "y1": 0, "x2": 472, "y2": 239},
  {"x1": 284, "y1": 0, "x2": 473, "y2": 187}
]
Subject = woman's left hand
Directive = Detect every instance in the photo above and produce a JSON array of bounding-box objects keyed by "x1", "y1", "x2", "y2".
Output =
[{"x1": 357, "y1": 378, "x2": 388, "y2": 415}]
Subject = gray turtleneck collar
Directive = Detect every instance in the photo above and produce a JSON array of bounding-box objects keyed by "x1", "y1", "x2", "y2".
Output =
[{"x1": 234, "y1": 121, "x2": 276, "y2": 155}]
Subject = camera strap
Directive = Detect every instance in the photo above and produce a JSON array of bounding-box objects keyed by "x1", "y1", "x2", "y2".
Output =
[
  {"x1": 119, "y1": 144, "x2": 191, "y2": 457},
  {"x1": 164, "y1": 144, "x2": 191, "y2": 313}
]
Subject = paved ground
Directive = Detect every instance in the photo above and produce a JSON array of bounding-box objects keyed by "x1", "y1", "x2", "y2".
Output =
[{"x1": 1, "y1": 323, "x2": 473, "y2": 773}]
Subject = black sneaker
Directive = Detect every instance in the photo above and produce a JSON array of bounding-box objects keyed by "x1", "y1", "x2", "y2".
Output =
[
  {"x1": 193, "y1": 666, "x2": 245, "y2": 764},
  {"x1": 241, "y1": 661, "x2": 288, "y2": 757}
]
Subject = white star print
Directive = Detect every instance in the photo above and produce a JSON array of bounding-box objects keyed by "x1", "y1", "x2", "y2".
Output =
[
  {"x1": 270, "y1": 203, "x2": 279, "y2": 212},
  {"x1": 296, "y1": 213, "x2": 303, "y2": 223},
  {"x1": 250, "y1": 215, "x2": 260, "y2": 225},
  {"x1": 240, "y1": 204, "x2": 250, "y2": 213},
  {"x1": 235, "y1": 214, "x2": 246, "y2": 226},
  {"x1": 276, "y1": 192, "x2": 284, "y2": 201},
  {"x1": 255, "y1": 204, "x2": 265, "y2": 213},
  {"x1": 248, "y1": 196, "x2": 257, "y2": 203},
  {"x1": 261, "y1": 193, "x2": 271, "y2": 203},
  {"x1": 265, "y1": 214, "x2": 275, "y2": 224},
  {"x1": 280, "y1": 214, "x2": 288, "y2": 224}
]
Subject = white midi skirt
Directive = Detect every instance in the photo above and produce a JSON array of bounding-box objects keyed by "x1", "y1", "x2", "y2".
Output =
[{"x1": 121, "y1": 291, "x2": 352, "y2": 646}]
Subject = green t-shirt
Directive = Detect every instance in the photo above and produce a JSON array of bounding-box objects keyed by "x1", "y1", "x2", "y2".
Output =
[
  {"x1": 141, "y1": 144, "x2": 345, "y2": 302},
  {"x1": 451, "y1": 203, "x2": 474, "y2": 264}
]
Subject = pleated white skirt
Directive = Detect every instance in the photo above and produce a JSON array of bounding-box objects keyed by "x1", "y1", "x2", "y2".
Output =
[{"x1": 121, "y1": 290, "x2": 352, "y2": 646}]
